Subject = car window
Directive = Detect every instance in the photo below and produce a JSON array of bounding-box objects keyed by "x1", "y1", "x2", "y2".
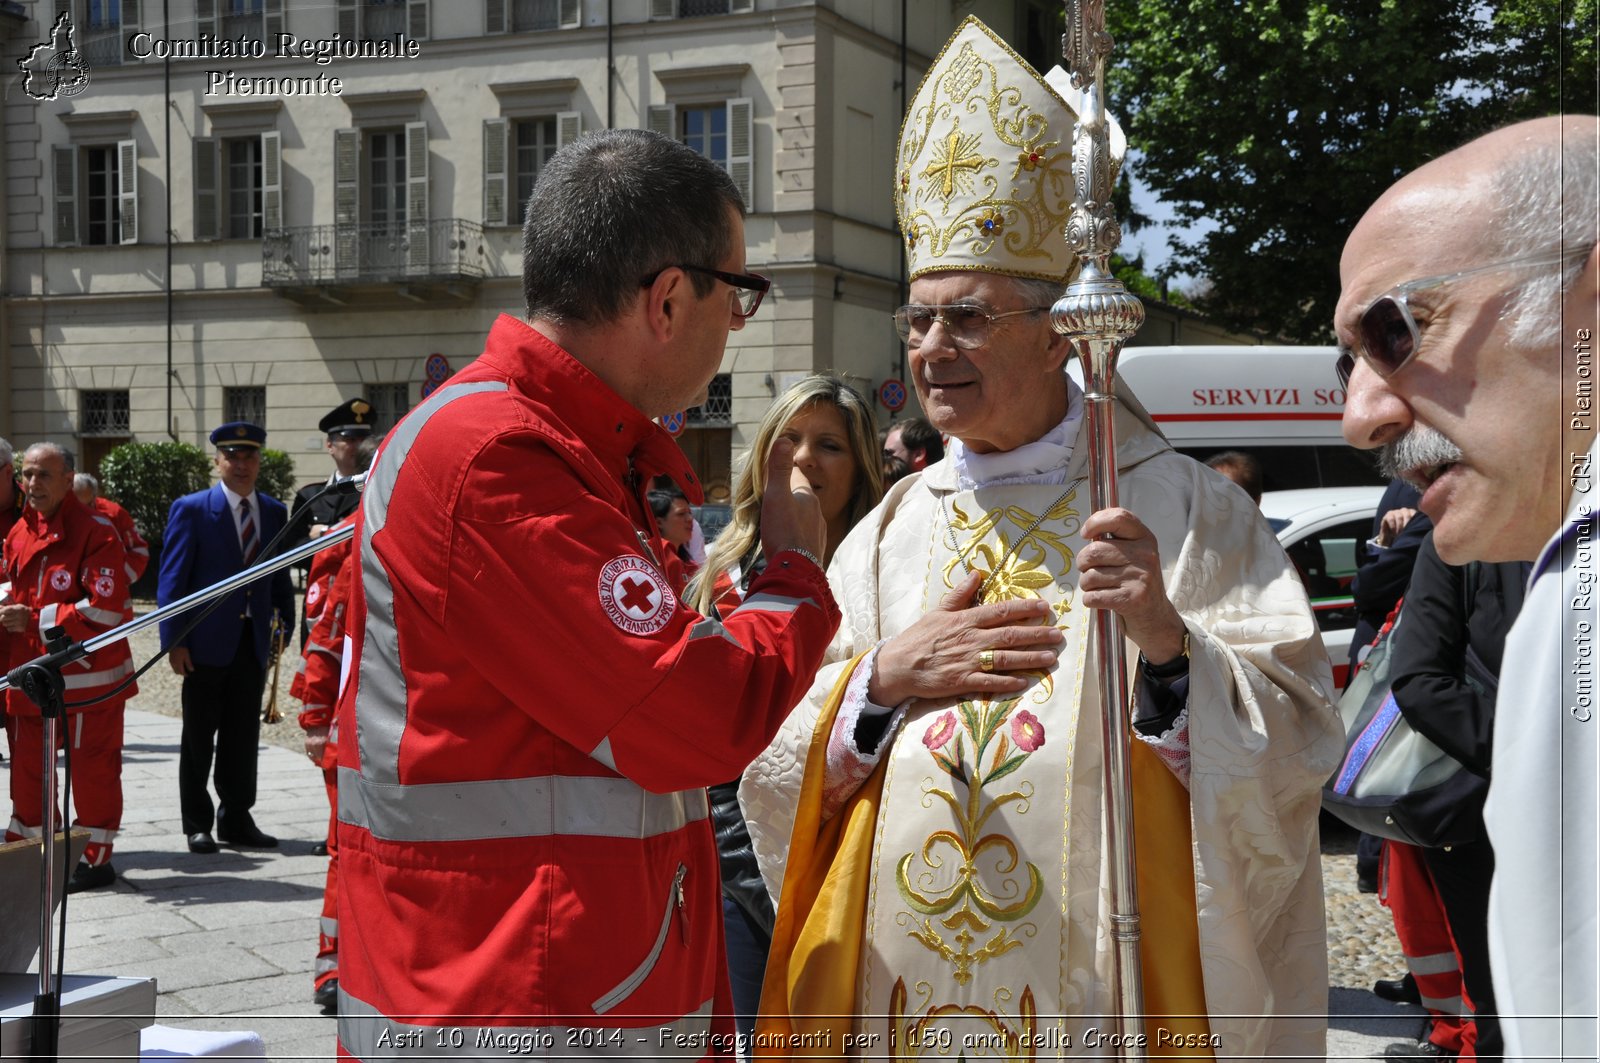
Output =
[{"x1": 1284, "y1": 516, "x2": 1371, "y2": 632}]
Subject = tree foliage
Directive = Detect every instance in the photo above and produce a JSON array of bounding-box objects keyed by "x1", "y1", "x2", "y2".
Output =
[
  {"x1": 257, "y1": 448, "x2": 297, "y2": 505},
  {"x1": 1104, "y1": 0, "x2": 1595, "y2": 342},
  {"x1": 98, "y1": 441, "x2": 212, "y2": 550}
]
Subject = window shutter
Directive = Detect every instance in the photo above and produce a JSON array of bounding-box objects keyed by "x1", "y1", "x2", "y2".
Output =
[
  {"x1": 730, "y1": 0, "x2": 753, "y2": 11},
  {"x1": 646, "y1": 105, "x2": 675, "y2": 139},
  {"x1": 408, "y1": 0, "x2": 429, "y2": 39},
  {"x1": 195, "y1": 0, "x2": 217, "y2": 37},
  {"x1": 53, "y1": 146, "x2": 77, "y2": 246},
  {"x1": 265, "y1": 0, "x2": 285, "y2": 40},
  {"x1": 726, "y1": 97, "x2": 753, "y2": 212},
  {"x1": 556, "y1": 111, "x2": 582, "y2": 147},
  {"x1": 337, "y1": 0, "x2": 357, "y2": 39},
  {"x1": 117, "y1": 138, "x2": 139, "y2": 244},
  {"x1": 558, "y1": 0, "x2": 581, "y2": 28},
  {"x1": 334, "y1": 128, "x2": 360, "y2": 278},
  {"x1": 482, "y1": 117, "x2": 508, "y2": 228},
  {"x1": 261, "y1": 130, "x2": 283, "y2": 232},
  {"x1": 193, "y1": 137, "x2": 218, "y2": 241},
  {"x1": 485, "y1": 0, "x2": 508, "y2": 34},
  {"x1": 405, "y1": 121, "x2": 430, "y2": 273},
  {"x1": 649, "y1": 0, "x2": 677, "y2": 19}
]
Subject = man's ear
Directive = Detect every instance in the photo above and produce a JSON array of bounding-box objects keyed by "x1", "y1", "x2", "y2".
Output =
[
  {"x1": 642, "y1": 267, "x2": 688, "y2": 343},
  {"x1": 1043, "y1": 323, "x2": 1074, "y2": 375}
]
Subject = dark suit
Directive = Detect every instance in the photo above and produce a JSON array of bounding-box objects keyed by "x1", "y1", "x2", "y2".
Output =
[{"x1": 157, "y1": 485, "x2": 295, "y2": 835}]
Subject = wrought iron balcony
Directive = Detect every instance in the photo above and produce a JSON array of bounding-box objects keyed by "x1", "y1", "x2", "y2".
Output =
[{"x1": 262, "y1": 219, "x2": 488, "y2": 296}]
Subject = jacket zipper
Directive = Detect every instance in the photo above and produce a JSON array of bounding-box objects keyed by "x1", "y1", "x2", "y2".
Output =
[{"x1": 590, "y1": 863, "x2": 689, "y2": 1015}]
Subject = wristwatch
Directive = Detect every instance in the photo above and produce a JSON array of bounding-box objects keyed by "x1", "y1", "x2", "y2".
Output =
[{"x1": 1140, "y1": 630, "x2": 1191, "y2": 681}]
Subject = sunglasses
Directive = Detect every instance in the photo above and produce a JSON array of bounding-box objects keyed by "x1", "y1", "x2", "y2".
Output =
[
  {"x1": 640, "y1": 264, "x2": 770, "y2": 319},
  {"x1": 892, "y1": 304, "x2": 1051, "y2": 350},
  {"x1": 1335, "y1": 248, "x2": 1586, "y2": 389}
]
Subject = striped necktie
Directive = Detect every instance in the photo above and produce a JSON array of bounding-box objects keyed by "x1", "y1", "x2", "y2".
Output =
[{"x1": 239, "y1": 498, "x2": 258, "y2": 565}]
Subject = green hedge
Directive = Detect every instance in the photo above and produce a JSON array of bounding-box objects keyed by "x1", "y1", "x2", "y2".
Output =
[
  {"x1": 257, "y1": 448, "x2": 297, "y2": 506},
  {"x1": 97, "y1": 441, "x2": 211, "y2": 551}
]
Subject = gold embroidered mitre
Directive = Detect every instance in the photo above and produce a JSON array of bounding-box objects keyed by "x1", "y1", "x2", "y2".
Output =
[{"x1": 896, "y1": 16, "x2": 1098, "y2": 282}]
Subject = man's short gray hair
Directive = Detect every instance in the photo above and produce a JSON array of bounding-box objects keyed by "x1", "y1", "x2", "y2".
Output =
[
  {"x1": 24, "y1": 442, "x2": 76, "y2": 471},
  {"x1": 1495, "y1": 121, "x2": 1600, "y2": 348},
  {"x1": 0, "y1": 437, "x2": 13, "y2": 469},
  {"x1": 74, "y1": 472, "x2": 99, "y2": 494}
]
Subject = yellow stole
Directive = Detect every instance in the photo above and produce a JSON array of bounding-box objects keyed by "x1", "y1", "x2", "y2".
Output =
[{"x1": 756, "y1": 659, "x2": 1213, "y2": 1058}]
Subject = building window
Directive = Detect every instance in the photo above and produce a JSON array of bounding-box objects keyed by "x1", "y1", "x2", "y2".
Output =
[
  {"x1": 84, "y1": 146, "x2": 121, "y2": 246},
  {"x1": 360, "y1": 0, "x2": 406, "y2": 37},
  {"x1": 369, "y1": 129, "x2": 408, "y2": 233},
  {"x1": 687, "y1": 374, "x2": 732, "y2": 427},
  {"x1": 226, "y1": 138, "x2": 264, "y2": 239},
  {"x1": 225, "y1": 386, "x2": 267, "y2": 428},
  {"x1": 221, "y1": 0, "x2": 266, "y2": 46},
  {"x1": 680, "y1": 106, "x2": 728, "y2": 167},
  {"x1": 76, "y1": 0, "x2": 126, "y2": 66},
  {"x1": 487, "y1": 0, "x2": 578, "y2": 32},
  {"x1": 80, "y1": 390, "x2": 131, "y2": 436},
  {"x1": 514, "y1": 118, "x2": 558, "y2": 222},
  {"x1": 678, "y1": 0, "x2": 732, "y2": 15},
  {"x1": 366, "y1": 383, "x2": 410, "y2": 434}
]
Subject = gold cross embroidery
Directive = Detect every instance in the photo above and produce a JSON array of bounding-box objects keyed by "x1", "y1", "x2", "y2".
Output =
[{"x1": 921, "y1": 131, "x2": 986, "y2": 201}]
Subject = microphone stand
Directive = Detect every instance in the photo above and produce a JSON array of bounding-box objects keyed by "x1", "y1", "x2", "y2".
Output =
[{"x1": 3, "y1": 483, "x2": 361, "y2": 1062}]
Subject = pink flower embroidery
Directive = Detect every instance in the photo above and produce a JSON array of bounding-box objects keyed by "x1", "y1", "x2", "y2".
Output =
[
  {"x1": 1010, "y1": 709, "x2": 1045, "y2": 752},
  {"x1": 923, "y1": 711, "x2": 957, "y2": 751}
]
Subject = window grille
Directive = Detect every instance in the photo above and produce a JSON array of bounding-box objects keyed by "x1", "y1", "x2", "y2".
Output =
[
  {"x1": 686, "y1": 373, "x2": 731, "y2": 426},
  {"x1": 80, "y1": 390, "x2": 130, "y2": 436},
  {"x1": 366, "y1": 382, "x2": 411, "y2": 433},
  {"x1": 224, "y1": 385, "x2": 267, "y2": 429}
]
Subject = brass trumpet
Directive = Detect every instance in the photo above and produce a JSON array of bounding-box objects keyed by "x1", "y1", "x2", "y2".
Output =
[{"x1": 263, "y1": 613, "x2": 287, "y2": 723}]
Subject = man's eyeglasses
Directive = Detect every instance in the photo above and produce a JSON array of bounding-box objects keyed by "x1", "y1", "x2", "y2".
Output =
[
  {"x1": 641, "y1": 264, "x2": 770, "y2": 319},
  {"x1": 892, "y1": 304, "x2": 1051, "y2": 350},
  {"x1": 1335, "y1": 248, "x2": 1587, "y2": 389}
]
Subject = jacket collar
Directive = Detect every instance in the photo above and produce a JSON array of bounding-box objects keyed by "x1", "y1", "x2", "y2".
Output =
[{"x1": 479, "y1": 314, "x2": 704, "y2": 504}]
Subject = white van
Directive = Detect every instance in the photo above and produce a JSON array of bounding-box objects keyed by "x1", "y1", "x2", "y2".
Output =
[{"x1": 1071, "y1": 345, "x2": 1383, "y2": 491}]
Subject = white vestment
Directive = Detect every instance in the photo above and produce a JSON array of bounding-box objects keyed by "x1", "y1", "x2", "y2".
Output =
[{"x1": 742, "y1": 394, "x2": 1342, "y2": 1061}]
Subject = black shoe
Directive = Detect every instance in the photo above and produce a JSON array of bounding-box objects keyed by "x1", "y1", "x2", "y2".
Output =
[
  {"x1": 311, "y1": 841, "x2": 329, "y2": 857},
  {"x1": 218, "y1": 822, "x2": 278, "y2": 849},
  {"x1": 1372, "y1": 974, "x2": 1422, "y2": 1006},
  {"x1": 1358, "y1": 869, "x2": 1379, "y2": 893},
  {"x1": 313, "y1": 978, "x2": 339, "y2": 1015},
  {"x1": 187, "y1": 832, "x2": 219, "y2": 854},
  {"x1": 66, "y1": 862, "x2": 116, "y2": 893},
  {"x1": 1381, "y1": 1040, "x2": 1453, "y2": 1058}
]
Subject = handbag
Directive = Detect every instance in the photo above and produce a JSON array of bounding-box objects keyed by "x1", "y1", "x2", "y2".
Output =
[{"x1": 1322, "y1": 601, "x2": 1491, "y2": 848}]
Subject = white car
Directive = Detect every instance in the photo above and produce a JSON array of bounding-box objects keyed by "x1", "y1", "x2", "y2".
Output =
[{"x1": 1258, "y1": 486, "x2": 1386, "y2": 692}]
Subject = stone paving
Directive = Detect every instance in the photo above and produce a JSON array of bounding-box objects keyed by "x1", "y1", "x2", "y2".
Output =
[{"x1": 0, "y1": 618, "x2": 1436, "y2": 1060}]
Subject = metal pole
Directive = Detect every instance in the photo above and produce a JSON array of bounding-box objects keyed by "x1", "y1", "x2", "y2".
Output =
[{"x1": 1052, "y1": 2, "x2": 1148, "y2": 1055}]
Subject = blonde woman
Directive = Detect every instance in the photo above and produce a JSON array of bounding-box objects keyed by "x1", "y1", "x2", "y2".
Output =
[{"x1": 691, "y1": 374, "x2": 883, "y2": 1044}]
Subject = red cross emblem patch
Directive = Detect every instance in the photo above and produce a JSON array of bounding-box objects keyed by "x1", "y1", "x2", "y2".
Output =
[
  {"x1": 597, "y1": 555, "x2": 676, "y2": 636},
  {"x1": 50, "y1": 569, "x2": 72, "y2": 593}
]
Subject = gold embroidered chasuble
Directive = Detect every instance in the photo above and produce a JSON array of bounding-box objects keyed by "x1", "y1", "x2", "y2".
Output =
[{"x1": 742, "y1": 396, "x2": 1344, "y2": 1061}]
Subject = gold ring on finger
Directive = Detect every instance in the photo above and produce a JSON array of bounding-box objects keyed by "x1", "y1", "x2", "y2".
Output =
[{"x1": 978, "y1": 649, "x2": 996, "y2": 673}]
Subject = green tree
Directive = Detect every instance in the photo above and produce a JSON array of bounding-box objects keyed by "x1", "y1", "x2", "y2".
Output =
[
  {"x1": 1104, "y1": 0, "x2": 1592, "y2": 342},
  {"x1": 97, "y1": 441, "x2": 211, "y2": 552},
  {"x1": 257, "y1": 448, "x2": 297, "y2": 505}
]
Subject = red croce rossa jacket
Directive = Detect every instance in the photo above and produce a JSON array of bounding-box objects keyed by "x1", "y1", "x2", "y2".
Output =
[{"x1": 335, "y1": 316, "x2": 839, "y2": 1060}]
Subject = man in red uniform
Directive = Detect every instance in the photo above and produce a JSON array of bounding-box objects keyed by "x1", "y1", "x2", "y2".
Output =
[
  {"x1": 73, "y1": 472, "x2": 150, "y2": 620},
  {"x1": 335, "y1": 129, "x2": 837, "y2": 1059},
  {"x1": 1, "y1": 443, "x2": 136, "y2": 892},
  {"x1": 292, "y1": 515, "x2": 354, "y2": 1014},
  {"x1": 0, "y1": 436, "x2": 22, "y2": 764}
]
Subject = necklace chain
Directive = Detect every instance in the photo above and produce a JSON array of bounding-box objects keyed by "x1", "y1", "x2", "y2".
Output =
[{"x1": 940, "y1": 479, "x2": 1080, "y2": 601}]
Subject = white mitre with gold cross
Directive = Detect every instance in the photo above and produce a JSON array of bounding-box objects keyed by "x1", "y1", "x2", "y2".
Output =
[{"x1": 895, "y1": 15, "x2": 1124, "y2": 283}]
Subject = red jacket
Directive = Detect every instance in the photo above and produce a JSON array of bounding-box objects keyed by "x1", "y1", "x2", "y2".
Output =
[
  {"x1": 2, "y1": 493, "x2": 136, "y2": 715},
  {"x1": 89, "y1": 496, "x2": 149, "y2": 620},
  {"x1": 293, "y1": 521, "x2": 353, "y2": 748},
  {"x1": 335, "y1": 316, "x2": 839, "y2": 1059}
]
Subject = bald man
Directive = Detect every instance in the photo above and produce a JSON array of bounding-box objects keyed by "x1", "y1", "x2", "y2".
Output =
[{"x1": 1338, "y1": 115, "x2": 1599, "y2": 1061}]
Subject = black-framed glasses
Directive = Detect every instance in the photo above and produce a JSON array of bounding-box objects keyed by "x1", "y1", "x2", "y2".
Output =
[
  {"x1": 1335, "y1": 248, "x2": 1587, "y2": 389},
  {"x1": 892, "y1": 304, "x2": 1051, "y2": 350},
  {"x1": 640, "y1": 264, "x2": 770, "y2": 318}
]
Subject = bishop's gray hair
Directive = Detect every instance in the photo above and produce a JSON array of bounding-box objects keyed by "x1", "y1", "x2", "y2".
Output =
[{"x1": 1493, "y1": 121, "x2": 1599, "y2": 348}]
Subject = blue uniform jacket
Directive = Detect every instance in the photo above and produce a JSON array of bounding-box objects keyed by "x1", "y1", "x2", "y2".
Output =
[{"x1": 157, "y1": 485, "x2": 295, "y2": 668}]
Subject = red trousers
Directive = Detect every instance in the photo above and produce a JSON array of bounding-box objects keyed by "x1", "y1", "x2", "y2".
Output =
[
  {"x1": 1382, "y1": 840, "x2": 1477, "y2": 1058},
  {"x1": 315, "y1": 753, "x2": 339, "y2": 990},
  {"x1": 5, "y1": 707, "x2": 125, "y2": 867}
]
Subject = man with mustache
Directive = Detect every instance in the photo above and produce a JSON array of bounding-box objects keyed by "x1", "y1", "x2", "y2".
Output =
[{"x1": 1338, "y1": 114, "x2": 1599, "y2": 1060}]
